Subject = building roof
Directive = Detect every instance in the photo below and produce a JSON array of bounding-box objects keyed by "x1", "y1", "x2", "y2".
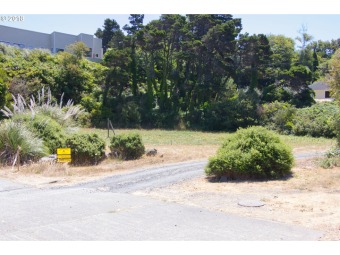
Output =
[{"x1": 309, "y1": 81, "x2": 330, "y2": 90}]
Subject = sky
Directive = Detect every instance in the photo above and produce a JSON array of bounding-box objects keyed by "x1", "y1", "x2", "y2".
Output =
[
  {"x1": 1, "y1": 1, "x2": 340, "y2": 42},
  {"x1": 1, "y1": 14, "x2": 340, "y2": 43}
]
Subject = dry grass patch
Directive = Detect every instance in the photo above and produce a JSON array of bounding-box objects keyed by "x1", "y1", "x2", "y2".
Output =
[
  {"x1": 0, "y1": 145, "x2": 218, "y2": 187},
  {"x1": 0, "y1": 162, "x2": 70, "y2": 186}
]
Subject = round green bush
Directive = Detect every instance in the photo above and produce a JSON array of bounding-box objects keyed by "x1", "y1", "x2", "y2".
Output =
[
  {"x1": 205, "y1": 126, "x2": 294, "y2": 179},
  {"x1": 110, "y1": 133, "x2": 145, "y2": 160},
  {"x1": 65, "y1": 133, "x2": 106, "y2": 165}
]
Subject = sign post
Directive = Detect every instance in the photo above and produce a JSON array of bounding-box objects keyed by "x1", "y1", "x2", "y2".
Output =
[{"x1": 57, "y1": 148, "x2": 71, "y2": 163}]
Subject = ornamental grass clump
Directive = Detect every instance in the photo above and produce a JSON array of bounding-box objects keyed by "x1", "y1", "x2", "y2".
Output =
[
  {"x1": 1, "y1": 87, "x2": 83, "y2": 127},
  {"x1": 0, "y1": 120, "x2": 48, "y2": 165},
  {"x1": 12, "y1": 113, "x2": 66, "y2": 154},
  {"x1": 205, "y1": 126, "x2": 294, "y2": 180}
]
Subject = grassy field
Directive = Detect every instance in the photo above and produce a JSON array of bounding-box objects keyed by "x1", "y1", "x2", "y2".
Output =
[{"x1": 79, "y1": 127, "x2": 336, "y2": 149}]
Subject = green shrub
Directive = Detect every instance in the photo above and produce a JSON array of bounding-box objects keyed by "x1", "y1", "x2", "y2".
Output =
[
  {"x1": 260, "y1": 101, "x2": 296, "y2": 134},
  {"x1": 205, "y1": 126, "x2": 294, "y2": 179},
  {"x1": 201, "y1": 90, "x2": 259, "y2": 131},
  {"x1": 12, "y1": 113, "x2": 66, "y2": 154},
  {"x1": 262, "y1": 83, "x2": 293, "y2": 103},
  {"x1": 0, "y1": 69, "x2": 9, "y2": 111},
  {"x1": 65, "y1": 133, "x2": 105, "y2": 165},
  {"x1": 0, "y1": 120, "x2": 48, "y2": 165},
  {"x1": 121, "y1": 101, "x2": 142, "y2": 128},
  {"x1": 110, "y1": 133, "x2": 145, "y2": 160},
  {"x1": 292, "y1": 102, "x2": 339, "y2": 138},
  {"x1": 335, "y1": 113, "x2": 340, "y2": 147},
  {"x1": 73, "y1": 111, "x2": 91, "y2": 127}
]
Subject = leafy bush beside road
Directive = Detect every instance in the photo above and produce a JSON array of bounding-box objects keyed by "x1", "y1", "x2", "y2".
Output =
[
  {"x1": 65, "y1": 133, "x2": 106, "y2": 165},
  {"x1": 205, "y1": 126, "x2": 294, "y2": 179},
  {"x1": 110, "y1": 133, "x2": 145, "y2": 160}
]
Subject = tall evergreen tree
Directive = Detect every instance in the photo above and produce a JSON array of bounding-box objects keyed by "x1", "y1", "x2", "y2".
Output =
[
  {"x1": 95, "y1": 19, "x2": 121, "y2": 53},
  {"x1": 295, "y1": 25, "x2": 313, "y2": 67},
  {"x1": 123, "y1": 15, "x2": 144, "y2": 97},
  {"x1": 235, "y1": 33, "x2": 272, "y2": 90}
]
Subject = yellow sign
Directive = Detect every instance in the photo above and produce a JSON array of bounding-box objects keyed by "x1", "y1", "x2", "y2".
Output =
[
  {"x1": 57, "y1": 148, "x2": 71, "y2": 155},
  {"x1": 57, "y1": 154, "x2": 71, "y2": 159},
  {"x1": 57, "y1": 148, "x2": 71, "y2": 163},
  {"x1": 57, "y1": 158, "x2": 72, "y2": 163}
]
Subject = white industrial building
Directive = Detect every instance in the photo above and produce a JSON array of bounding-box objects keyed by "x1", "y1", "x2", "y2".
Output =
[{"x1": 0, "y1": 25, "x2": 103, "y2": 59}]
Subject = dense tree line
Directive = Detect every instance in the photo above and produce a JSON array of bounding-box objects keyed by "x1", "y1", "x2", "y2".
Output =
[
  {"x1": 1, "y1": 14, "x2": 340, "y2": 131},
  {"x1": 94, "y1": 14, "x2": 340, "y2": 129}
]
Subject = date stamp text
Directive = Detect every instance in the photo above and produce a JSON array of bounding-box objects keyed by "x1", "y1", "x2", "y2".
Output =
[{"x1": 0, "y1": 16, "x2": 25, "y2": 22}]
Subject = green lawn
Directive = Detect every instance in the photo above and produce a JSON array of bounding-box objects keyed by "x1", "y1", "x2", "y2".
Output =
[{"x1": 79, "y1": 128, "x2": 336, "y2": 148}]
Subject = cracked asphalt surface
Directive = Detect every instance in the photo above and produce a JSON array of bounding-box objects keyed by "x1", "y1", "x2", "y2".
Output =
[{"x1": 0, "y1": 152, "x2": 324, "y2": 240}]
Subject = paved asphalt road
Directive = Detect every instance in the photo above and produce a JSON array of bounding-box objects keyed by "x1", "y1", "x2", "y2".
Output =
[{"x1": 0, "y1": 152, "x2": 324, "y2": 241}]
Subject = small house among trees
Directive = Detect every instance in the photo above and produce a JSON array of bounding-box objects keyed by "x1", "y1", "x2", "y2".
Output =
[{"x1": 309, "y1": 81, "x2": 334, "y2": 101}]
